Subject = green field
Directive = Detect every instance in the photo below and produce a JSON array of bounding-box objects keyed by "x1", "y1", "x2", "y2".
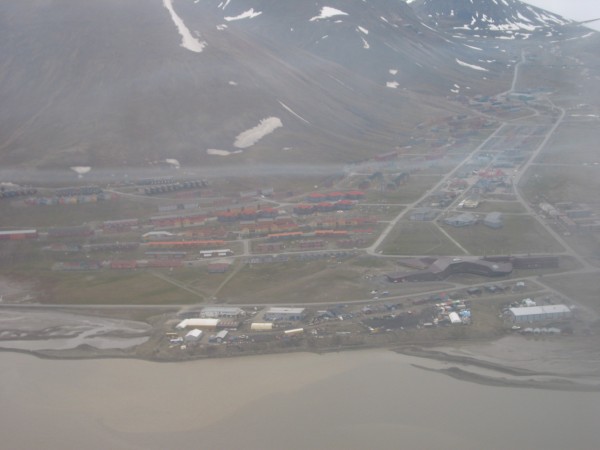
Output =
[
  {"x1": 218, "y1": 259, "x2": 370, "y2": 304},
  {"x1": 535, "y1": 122, "x2": 600, "y2": 165},
  {"x1": 471, "y1": 202, "x2": 527, "y2": 214},
  {"x1": 365, "y1": 175, "x2": 440, "y2": 204},
  {"x1": 33, "y1": 270, "x2": 204, "y2": 305},
  {"x1": 442, "y1": 215, "x2": 564, "y2": 255},
  {"x1": 541, "y1": 272, "x2": 600, "y2": 314},
  {"x1": 380, "y1": 221, "x2": 465, "y2": 255},
  {"x1": 0, "y1": 196, "x2": 159, "y2": 228},
  {"x1": 522, "y1": 165, "x2": 600, "y2": 204}
]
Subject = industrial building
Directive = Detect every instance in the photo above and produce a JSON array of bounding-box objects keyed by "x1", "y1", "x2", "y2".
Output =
[
  {"x1": 386, "y1": 257, "x2": 512, "y2": 282},
  {"x1": 176, "y1": 318, "x2": 220, "y2": 330},
  {"x1": 509, "y1": 305, "x2": 572, "y2": 323},
  {"x1": 199, "y1": 249, "x2": 233, "y2": 258},
  {"x1": 264, "y1": 307, "x2": 306, "y2": 322},
  {"x1": 200, "y1": 307, "x2": 245, "y2": 318},
  {"x1": 444, "y1": 212, "x2": 478, "y2": 227},
  {"x1": 250, "y1": 322, "x2": 274, "y2": 331}
]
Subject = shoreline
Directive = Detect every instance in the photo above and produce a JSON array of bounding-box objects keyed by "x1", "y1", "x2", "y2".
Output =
[{"x1": 3, "y1": 336, "x2": 600, "y2": 392}]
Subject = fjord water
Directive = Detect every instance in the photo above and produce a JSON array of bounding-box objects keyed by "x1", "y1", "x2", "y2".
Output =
[{"x1": 1, "y1": 350, "x2": 598, "y2": 450}]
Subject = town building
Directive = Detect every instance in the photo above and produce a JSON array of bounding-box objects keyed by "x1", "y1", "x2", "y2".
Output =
[
  {"x1": 176, "y1": 318, "x2": 220, "y2": 330},
  {"x1": 508, "y1": 305, "x2": 572, "y2": 323},
  {"x1": 444, "y1": 212, "x2": 478, "y2": 227},
  {"x1": 250, "y1": 322, "x2": 274, "y2": 331},
  {"x1": 200, "y1": 307, "x2": 245, "y2": 318},
  {"x1": 386, "y1": 257, "x2": 512, "y2": 282},
  {"x1": 0, "y1": 229, "x2": 38, "y2": 240},
  {"x1": 264, "y1": 307, "x2": 306, "y2": 322},
  {"x1": 184, "y1": 329, "x2": 203, "y2": 343}
]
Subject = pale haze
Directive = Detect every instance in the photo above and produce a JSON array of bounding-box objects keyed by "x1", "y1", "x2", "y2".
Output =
[{"x1": 523, "y1": 0, "x2": 600, "y2": 30}]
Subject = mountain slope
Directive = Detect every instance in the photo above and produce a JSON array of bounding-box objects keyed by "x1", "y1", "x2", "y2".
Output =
[
  {"x1": 0, "y1": 0, "x2": 594, "y2": 175},
  {"x1": 0, "y1": 0, "x2": 467, "y2": 171},
  {"x1": 412, "y1": 0, "x2": 573, "y2": 39}
]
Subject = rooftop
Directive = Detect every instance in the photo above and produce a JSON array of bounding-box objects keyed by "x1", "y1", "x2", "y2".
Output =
[{"x1": 509, "y1": 305, "x2": 571, "y2": 316}]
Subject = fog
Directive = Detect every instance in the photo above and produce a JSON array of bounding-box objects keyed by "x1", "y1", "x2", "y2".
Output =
[{"x1": 523, "y1": 0, "x2": 600, "y2": 30}]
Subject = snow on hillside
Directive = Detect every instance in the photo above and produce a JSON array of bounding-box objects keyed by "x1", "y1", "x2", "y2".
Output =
[
  {"x1": 414, "y1": 0, "x2": 571, "y2": 39},
  {"x1": 456, "y1": 58, "x2": 489, "y2": 71},
  {"x1": 310, "y1": 7, "x2": 348, "y2": 22},
  {"x1": 234, "y1": 118, "x2": 283, "y2": 148},
  {"x1": 225, "y1": 8, "x2": 262, "y2": 21},
  {"x1": 163, "y1": 0, "x2": 206, "y2": 52}
]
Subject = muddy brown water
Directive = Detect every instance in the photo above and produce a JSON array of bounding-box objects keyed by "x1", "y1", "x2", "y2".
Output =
[{"x1": 1, "y1": 349, "x2": 599, "y2": 450}]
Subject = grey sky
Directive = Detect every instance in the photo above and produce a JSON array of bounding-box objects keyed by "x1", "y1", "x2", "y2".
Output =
[{"x1": 522, "y1": 0, "x2": 600, "y2": 30}]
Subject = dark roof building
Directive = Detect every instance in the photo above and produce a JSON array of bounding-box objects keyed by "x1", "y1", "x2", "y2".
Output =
[
  {"x1": 444, "y1": 212, "x2": 478, "y2": 227},
  {"x1": 386, "y1": 257, "x2": 512, "y2": 282}
]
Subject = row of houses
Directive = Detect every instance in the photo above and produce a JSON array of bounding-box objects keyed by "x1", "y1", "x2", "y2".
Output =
[
  {"x1": 144, "y1": 240, "x2": 227, "y2": 249},
  {"x1": 305, "y1": 191, "x2": 365, "y2": 202},
  {"x1": 216, "y1": 207, "x2": 279, "y2": 223},
  {"x1": 293, "y1": 200, "x2": 355, "y2": 215},
  {"x1": 24, "y1": 192, "x2": 118, "y2": 206}
]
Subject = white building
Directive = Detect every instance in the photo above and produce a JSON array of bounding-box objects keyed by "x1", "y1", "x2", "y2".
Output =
[
  {"x1": 176, "y1": 318, "x2": 219, "y2": 330},
  {"x1": 448, "y1": 312, "x2": 462, "y2": 324},
  {"x1": 250, "y1": 322, "x2": 274, "y2": 331},
  {"x1": 509, "y1": 305, "x2": 572, "y2": 323},
  {"x1": 184, "y1": 329, "x2": 203, "y2": 342}
]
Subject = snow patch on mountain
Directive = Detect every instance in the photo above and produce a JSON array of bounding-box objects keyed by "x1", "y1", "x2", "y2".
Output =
[
  {"x1": 163, "y1": 0, "x2": 207, "y2": 53},
  {"x1": 279, "y1": 101, "x2": 310, "y2": 124},
  {"x1": 225, "y1": 8, "x2": 262, "y2": 21},
  {"x1": 456, "y1": 58, "x2": 488, "y2": 71},
  {"x1": 310, "y1": 7, "x2": 348, "y2": 22},
  {"x1": 234, "y1": 118, "x2": 283, "y2": 148}
]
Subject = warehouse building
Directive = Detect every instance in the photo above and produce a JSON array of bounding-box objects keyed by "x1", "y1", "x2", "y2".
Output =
[
  {"x1": 264, "y1": 307, "x2": 306, "y2": 322},
  {"x1": 176, "y1": 318, "x2": 220, "y2": 330},
  {"x1": 200, "y1": 307, "x2": 245, "y2": 318},
  {"x1": 509, "y1": 305, "x2": 572, "y2": 323},
  {"x1": 250, "y1": 322, "x2": 274, "y2": 331}
]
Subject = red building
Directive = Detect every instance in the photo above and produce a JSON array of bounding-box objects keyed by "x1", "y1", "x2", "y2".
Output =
[
  {"x1": 110, "y1": 260, "x2": 138, "y2": 270},
  {"x1": 0, "y1": 229, "x2": 38, "y2": 240}
]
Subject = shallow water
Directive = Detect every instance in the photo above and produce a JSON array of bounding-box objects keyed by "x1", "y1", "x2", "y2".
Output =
[{"x1": 1, "y1": 349, "x2": 599, "y2": 450}]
